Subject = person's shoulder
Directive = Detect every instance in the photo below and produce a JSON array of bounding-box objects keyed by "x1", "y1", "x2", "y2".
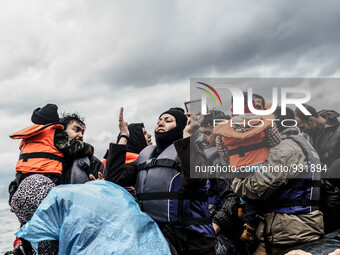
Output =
[
  {"x1": 269, "y1": 139, "x2": 304, "y2": 159},
  {"x1": 271, "y1": 138, "x2": 299, "y2": 150},
  {"x1": 89, "y1": 155, "x2": 101, "y2": 164}
]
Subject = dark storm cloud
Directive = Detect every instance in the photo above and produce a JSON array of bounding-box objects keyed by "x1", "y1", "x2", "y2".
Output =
[
  {"x1": 96, "y1": 0, "x2": 340, "y2": 88},
  {"x1": 2, "y1": 0, "x2": 340, "y2": 93}
]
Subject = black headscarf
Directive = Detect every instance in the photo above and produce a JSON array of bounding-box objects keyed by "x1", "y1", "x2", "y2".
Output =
[
  {"x1": 155, "y1": 107, "x2": 187, "y2": 154},
  {"x1": 117, "y1": 123, "x2": 147, "y2": 154}
]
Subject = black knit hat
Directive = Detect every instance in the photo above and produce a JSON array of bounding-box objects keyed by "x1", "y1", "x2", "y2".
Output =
[
  {"x1": 160, "y1": 107, "x2": 187, "y2": 132},
  {"x1": 31, "y1": 103, "x2": 60, "y2": 125}
]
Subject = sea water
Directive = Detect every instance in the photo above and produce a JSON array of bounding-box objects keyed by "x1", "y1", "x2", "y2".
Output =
[{"x1": 0, "y1": 199, "x2": 19, "y2": 253}]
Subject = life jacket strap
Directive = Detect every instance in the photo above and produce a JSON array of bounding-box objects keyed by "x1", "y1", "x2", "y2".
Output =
[
  {"x1": 283, "y1": 180, "x2": 321, "y2": 190},
  {"x1": 137, "y1": 158, "x2": 180, "y2": 171},
  {"x1": 137, "y1": 192, "x2": 208, "y2": 202},
  {"x1": 172, "y1": 217, "x2": 212, "y2": 226},
  {"x1": 137, "y1": 192, "x2": 212, "y2": 226},
  {"x1": 19, "y1": 152, "x2": 63, "y2": 163},
  {"x1": 228, "y1": 140, "x2": 267, "y2": 157},
  {"x1": 273, "y1": 200, "x2": 319, "y2": 208}
]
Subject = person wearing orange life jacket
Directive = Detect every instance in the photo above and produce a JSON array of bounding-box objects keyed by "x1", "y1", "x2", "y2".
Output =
[
  {"x1": 8, "y1": 104, "x2": 95, "y2": 255},
  {"x1": 214, "y1": 93, "x2": 281, "y2": 247}
]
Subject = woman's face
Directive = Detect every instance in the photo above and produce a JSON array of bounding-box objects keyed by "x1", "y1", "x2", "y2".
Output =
[
  {"x1": 142, "y1": 127, "x2": 152, "y2": 145},
  {"x1": 155, "y1": 114, "x2": 176, "y2": 133}
]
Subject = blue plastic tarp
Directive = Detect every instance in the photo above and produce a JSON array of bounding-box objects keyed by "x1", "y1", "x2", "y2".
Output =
[{"x1": 16, "y1": 180, "x2": 171, "y2": 255}]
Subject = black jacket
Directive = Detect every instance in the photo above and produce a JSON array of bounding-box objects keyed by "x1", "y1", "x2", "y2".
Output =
[
  {"x1": 60, "y1": 155, "x2": 104, "y2": 184},
  {"x1": 312, "y1": 110, "x2": 340, "y2": 234},
  {"x1": 312, "y1": 110, "x2": 340, "y2": 166}
]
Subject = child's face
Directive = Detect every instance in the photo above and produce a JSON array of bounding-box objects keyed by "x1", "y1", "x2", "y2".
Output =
[{"x1": 65, "y1": 121, "x2": 85, "y2": 141}]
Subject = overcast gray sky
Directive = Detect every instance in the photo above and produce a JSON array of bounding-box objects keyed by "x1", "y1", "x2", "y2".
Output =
[{"x1": 1, "y1": 0, "x2": 340, "y2": 196}]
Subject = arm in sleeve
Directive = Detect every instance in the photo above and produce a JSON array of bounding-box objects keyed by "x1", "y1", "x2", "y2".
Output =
[
  {"x1": 89, "y1": 155, "x2": 104, "y2": 177},
  {"x1": 173, "y1": 137, "x2": 207, "y2": 189},
  {"x1": 212, "y1": 178, "x2": 240, "y2": 230},
  {"x1": 104, "y1": 143, "x2": 137, "y2": 187},
  {"x1": 54, "y1": 130, "x2": 94, "y2": 157}
]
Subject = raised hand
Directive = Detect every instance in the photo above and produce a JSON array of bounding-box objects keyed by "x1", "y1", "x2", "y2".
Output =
[
  {"x1": 118, "y1": 107, "x2": 129, "y2": 144},
  {"x1": 183, "y1": 112, "x2": 200, "y2": 138}
]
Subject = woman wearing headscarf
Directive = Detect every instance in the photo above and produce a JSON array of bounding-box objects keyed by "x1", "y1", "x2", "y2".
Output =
[
  {"x1": 104, "y1": 114, "x2": 152, "y2": 184},
  {"x1": 105, "y1": 107, "x2": 215, "y2": 255},
  {"x1": 118, "y1": 122, "x2": 152, "y2": 162}
]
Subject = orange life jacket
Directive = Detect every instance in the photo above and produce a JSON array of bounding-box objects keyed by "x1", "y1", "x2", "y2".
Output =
[
  {"x1": 102, "y1": 152, "x2": 139, "y2": 167},
  {"x1": 214, "y1": 115, "x2": 273, "y2": 169},
  {"x1": 10, "y1": 123, "x2": 65, "y2": 175},
  {"x1": 125, "y1": 152, "x2": 139, "y2": 163}
]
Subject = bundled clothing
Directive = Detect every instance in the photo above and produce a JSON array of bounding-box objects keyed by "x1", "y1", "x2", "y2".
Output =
[
  {"x1": 10, "y1": 123, "x2": 65, "y2": 176},
  {"x1": 214, "y1": 116, "x2": 281, "y2": 167},
  {"x1": 232, "y1": 128, "x2": 324, "y2": 254},
  {"x1": 214, "y1": 115, "x2": 281, "y2": 244}
]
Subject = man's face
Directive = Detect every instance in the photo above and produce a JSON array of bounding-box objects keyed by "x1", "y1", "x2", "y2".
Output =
[
  {"x1": 295, "y1": 116, "x2": 317, "y2": 136},
  {"x1": 65, "y1": 121, "x2": 85, "y2": 141},
  {"x1": 200, "y1": 125, "x2": 216, "y2": 149},
  {"x1": 254, "y1": 98, "x2": 264, "y2": 110}
]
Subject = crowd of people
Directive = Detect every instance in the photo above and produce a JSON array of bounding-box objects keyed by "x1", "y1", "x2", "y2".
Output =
[{"x1": 5, "y1": 94, "x2": 340, "y2": 255}]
